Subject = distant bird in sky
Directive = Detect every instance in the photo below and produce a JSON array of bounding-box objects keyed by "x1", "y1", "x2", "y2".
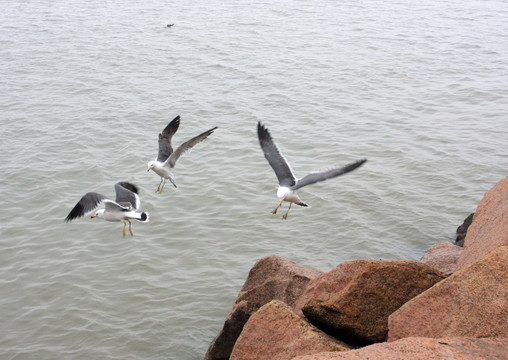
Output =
[
  {"x1": 147, "y1": 115, "x2": 218, "y2": 193},
  {"x1": 257, "y1": 122, "x2": 367, "y2": 219},
  {"x1": 65, "y1": 182, "x2": 149, "y2": 237}
]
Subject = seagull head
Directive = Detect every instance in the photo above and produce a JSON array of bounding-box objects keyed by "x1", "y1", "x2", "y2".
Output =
[
  {"x1": 91, "y1": 209, "x2": 105, "y2": 219},
  {"x1": 147, "y1": 161, "x2": 156, "y2": 172}
]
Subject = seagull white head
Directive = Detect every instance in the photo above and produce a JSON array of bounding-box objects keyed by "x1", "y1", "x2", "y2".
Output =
[
  {"x1": 91, "y1": 209, "x2": 105, "y2": 219},
  {"x1": 147, "y1": 160, "x2": 156, "y2": 172}
]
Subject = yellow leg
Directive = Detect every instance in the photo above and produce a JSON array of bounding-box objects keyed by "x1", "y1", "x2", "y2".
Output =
[
  {"x1": 282, "y1": 203, "x2": 292, "y2": 220},
  {"x1": 272, "y1": 201, "x2": 283, "y2": 214},
  {"x1": 122, "y1": 221, "x2": 127, "y2": 237},
  {"x1": 128, "y1": 220, "x2": 133, "y2": 236},
  {"x1": 156, "y1": 177, "x2": 163, "y2": 193},
  {"x1": 159, "y1": 178, "x2": 166, "y2": 194}
]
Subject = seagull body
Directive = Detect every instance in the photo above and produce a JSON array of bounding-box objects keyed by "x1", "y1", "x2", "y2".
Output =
[
  {"x1": 257, "y1": 122, "x2": 366, "y2": 219},
  {"x1": 147, "y1": 115, "x2": 218, "y2": 193},
  {"x1": 65, "y1": 182, "x2": 149, "y2": 237}
]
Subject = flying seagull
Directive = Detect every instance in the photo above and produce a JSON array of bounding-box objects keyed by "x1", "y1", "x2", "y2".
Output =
[
  {"x1": 257, "y1": 122, "x2": 367, "y2": 219},
  {"x1": 65, "y1": 182, "x2": 149, "y2": 237},
  {"x1": 147, "y1": 115, "x2": 218, "y2": 193}
]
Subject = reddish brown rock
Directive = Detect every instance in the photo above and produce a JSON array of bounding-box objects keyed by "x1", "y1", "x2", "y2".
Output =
[
  {"x1": 420, "y1": 241, "x2": 462, "y2": 276},
  {"x1": 205, "y1": 255, "x2": 323, "y2": 360},
  {"x1": 229, "y1": 300, "x2": 351, "y2": 360},
  {"x1": 300, "y1": 260, "x2": 445, "y2": 345},
  {"x1": 457, "y1": 176, "x2": 508, "y2": 271},
  {"x1": 388, "y1": 246, "x2": 508, "y2": 341},
  {"x1": 291, "y1": 337, "x2": 508, "y2": 360}
]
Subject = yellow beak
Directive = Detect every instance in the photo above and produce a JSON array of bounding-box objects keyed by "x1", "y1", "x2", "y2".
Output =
[
  {"x1": 147, "y1": 169, "x2": 150, "y2": 172},
  {"x1": 91, "y1": 215, "x2": 96, "y2": 218}
]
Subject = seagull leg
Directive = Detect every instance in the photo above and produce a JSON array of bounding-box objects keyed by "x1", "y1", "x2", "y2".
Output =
[
  {"x1": 128, "y1": 220, "x2": 133, "y2": 236},
  {"x1": 122, "y1": 221, "x2": 127, "y2": 237},
  {"x1": 272, "y1": 201, "x2": 283, "y2": 214},
  {"x1": 282, "y1": 203, "x2": 292, "y2": 220},
  {"x1": 160, "y1": 178, "x2": 167, "y2": 194},
  {"x1": 156, "y1": 178, "x2": 163, "y2": 193}
]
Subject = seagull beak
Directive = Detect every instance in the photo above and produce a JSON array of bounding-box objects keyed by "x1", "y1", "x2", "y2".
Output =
[
  {"x1": 147, "y1": 168, "x2": 150, "y2": 172},
  {"x1": 91, "y1": 215, "x2": 96, "y2": 219}
]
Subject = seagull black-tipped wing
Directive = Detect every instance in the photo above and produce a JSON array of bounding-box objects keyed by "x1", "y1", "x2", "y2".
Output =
[
  {"x1": 114, "y1": 182, "x2": 140, "y2": 210},
  {"x1": 257, "y1": 122, "x2": 297, "y2": 187},
  {"x1": 166, "y1": 126, "x2": 218, "y2": 168},
  {"x1": 292, "y1": 159, "x2": 367, "y2": 191},
  {"x1": 65, "y1": 192, "x2": 107, "y2": 222},
  {"x1": 157, "y1": 115, "x2": 180, "y2": 162}
]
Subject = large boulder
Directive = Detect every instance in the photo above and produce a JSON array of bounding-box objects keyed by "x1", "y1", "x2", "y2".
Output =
[
  {"x1": 457, "y1": 176, "x2": 508, "y2": 271},
  {"x1": 420, "y1": 241, "x2": 462, "y2": 276},
  {"x1": 205, "y1": 255, "x2": 323, "y2": 360},
  {"x1": 299, "y1": 260, "x2": 445, "y2": 345},
  {"x1": 229, "y1": 300, "x2": 351, "y2": 360},
  {"x1": 291, "y1": 337, "x2": 508, "y2": 360},
  {"x1": 388, "y1": 246, "x2": 508, "y2": 341}
]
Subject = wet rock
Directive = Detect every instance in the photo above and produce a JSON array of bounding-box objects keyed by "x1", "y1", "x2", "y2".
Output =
[
  {"x1": 455, "y1": 213, "x2": 474, "y2": 246},
  {"x1": 388, "y1": 246, "x2": 508, "y2": 341},
  {"x1": 229, "y1": 300, "x2": 351, "y2": 360},
  {"x1": 291, "y1": 337, "x2": 508, "y2": 360},
  {"x1": 205, "y1": 255, "x2": 323, "y2": 360},
  {"x1": 300, "y1": 260, "x2": 445, "y2": 345},
  {"x1": 420, "y1": 241, "x2": 462, "y2": 276},
  {"x1": 457, "y1": 176, "x2": 508, "y2": 271}
]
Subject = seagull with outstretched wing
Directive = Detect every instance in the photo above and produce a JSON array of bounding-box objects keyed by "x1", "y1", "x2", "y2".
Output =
[
  {"x1": 65, "y1": 182, "x2": 149, "y2": 237},
  {"x1": 147, "y1": 115, "x2": 218, "y2": 193},
  {"x1": 257, "y1": 122, "x2": 367, "y2": 219}
]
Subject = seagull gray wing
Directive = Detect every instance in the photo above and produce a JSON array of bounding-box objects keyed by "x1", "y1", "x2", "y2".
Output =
[
  {"x1": 257, "y1": 122, "x2": 297, "y2": 187},
  {"x1": 157, "y1": 115, "x2": 180, "y2": 162},
  {"x1": 114, "y1": 182, "x2": 140, "y2": 210},
  {"x1": 103, "y1": 199, "x2": 130, "y2": 212},
  {"x1": 292, "y1": 159, "x2": 367, "y2": 191},
  {"x1": 65, "y1": 192, "x2": 107, "y2": 222},
  {"x1": 165, "y1": 126, "x2": 218, "y2": 168}
]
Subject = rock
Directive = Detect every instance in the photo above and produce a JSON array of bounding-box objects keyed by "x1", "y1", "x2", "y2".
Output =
[
  {"x1": 420, "y1": 241, "x2": 462, "y2": 276},
  {"x1": 299, "y1": 260, "x2": 445, "y2": 345},
  {"x1": 291, "y1": 337, "x2": 508, "y2": 360},
  {"x1": 229, "y1": 300, "x2": 351, "y2": 360},
  {"x1": 388, "y1": 246, "x2": 508, "y2": 341},
  {"x1": 457, "y1": 177, "x2": 508, "y2": 271},
  {"x1": 205, "y1": 255, "x2": 323, "y2": 360},
  {"x1": 455, "y1": 213, "x2": 474, "y2": 246}
]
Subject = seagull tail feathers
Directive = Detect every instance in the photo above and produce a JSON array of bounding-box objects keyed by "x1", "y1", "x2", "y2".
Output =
[{"x1": 137, "y1": 212, "x2": 150, "y2": 222}]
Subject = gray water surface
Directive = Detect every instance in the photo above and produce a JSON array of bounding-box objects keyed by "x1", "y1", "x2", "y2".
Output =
[{"x1": 1, "y1": 1, "x2": 507, "y2": 359}]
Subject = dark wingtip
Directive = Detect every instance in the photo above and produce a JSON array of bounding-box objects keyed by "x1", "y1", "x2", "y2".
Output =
[
  {"x1": 257, "y1": 121, "x2": 270, "y2": 140},
  {"x1": 64, "y1": 204, "x2": 82, "y2": 222},
  {"x1": 344, "y1": 159, "x2": 367, "y2": 173},
  {"x1": 117, "y1": 182, "x2": 139, "y2": 194}
]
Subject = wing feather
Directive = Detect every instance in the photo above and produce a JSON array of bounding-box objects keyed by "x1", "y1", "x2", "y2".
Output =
[
  {"x1": 114, "y1": 182, "x2": 140, "y2": 210},
  {"x1": 292, "y1": 159, "x2": 367, "y2": 190},
  {"x1": 257, "y1": 122, "x2": 296, "y2": 187},
  {"x1": 65, "y1": 192, "x2": 107, "y2": 222},
  {"x1": 166, "y1": 126, "x2": 218, "y2": 168},
  {"x1": 157, "y1": 115, "x2": 180, "y2": 162}
]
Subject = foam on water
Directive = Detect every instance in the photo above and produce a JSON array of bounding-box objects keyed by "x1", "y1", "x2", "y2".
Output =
[{"x1": 1, "y1": 0, "x2": 507, "y2": 359}]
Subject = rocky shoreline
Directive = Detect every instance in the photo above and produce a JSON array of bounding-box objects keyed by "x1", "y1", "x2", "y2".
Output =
[{"x1": 205, "y1": 176, "x2": 508, "y2": 360}]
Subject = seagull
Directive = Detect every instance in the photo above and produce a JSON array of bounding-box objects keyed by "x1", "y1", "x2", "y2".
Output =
[
  {"x1": 257, "y1": 122, "x2": 367, "y2": 219},
  {"x1": 65, "y1": 182, "x2": 149, "y2": 237},
  {"x1": 147, "y1": 115, "x2": 218, "y2": 193}
]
